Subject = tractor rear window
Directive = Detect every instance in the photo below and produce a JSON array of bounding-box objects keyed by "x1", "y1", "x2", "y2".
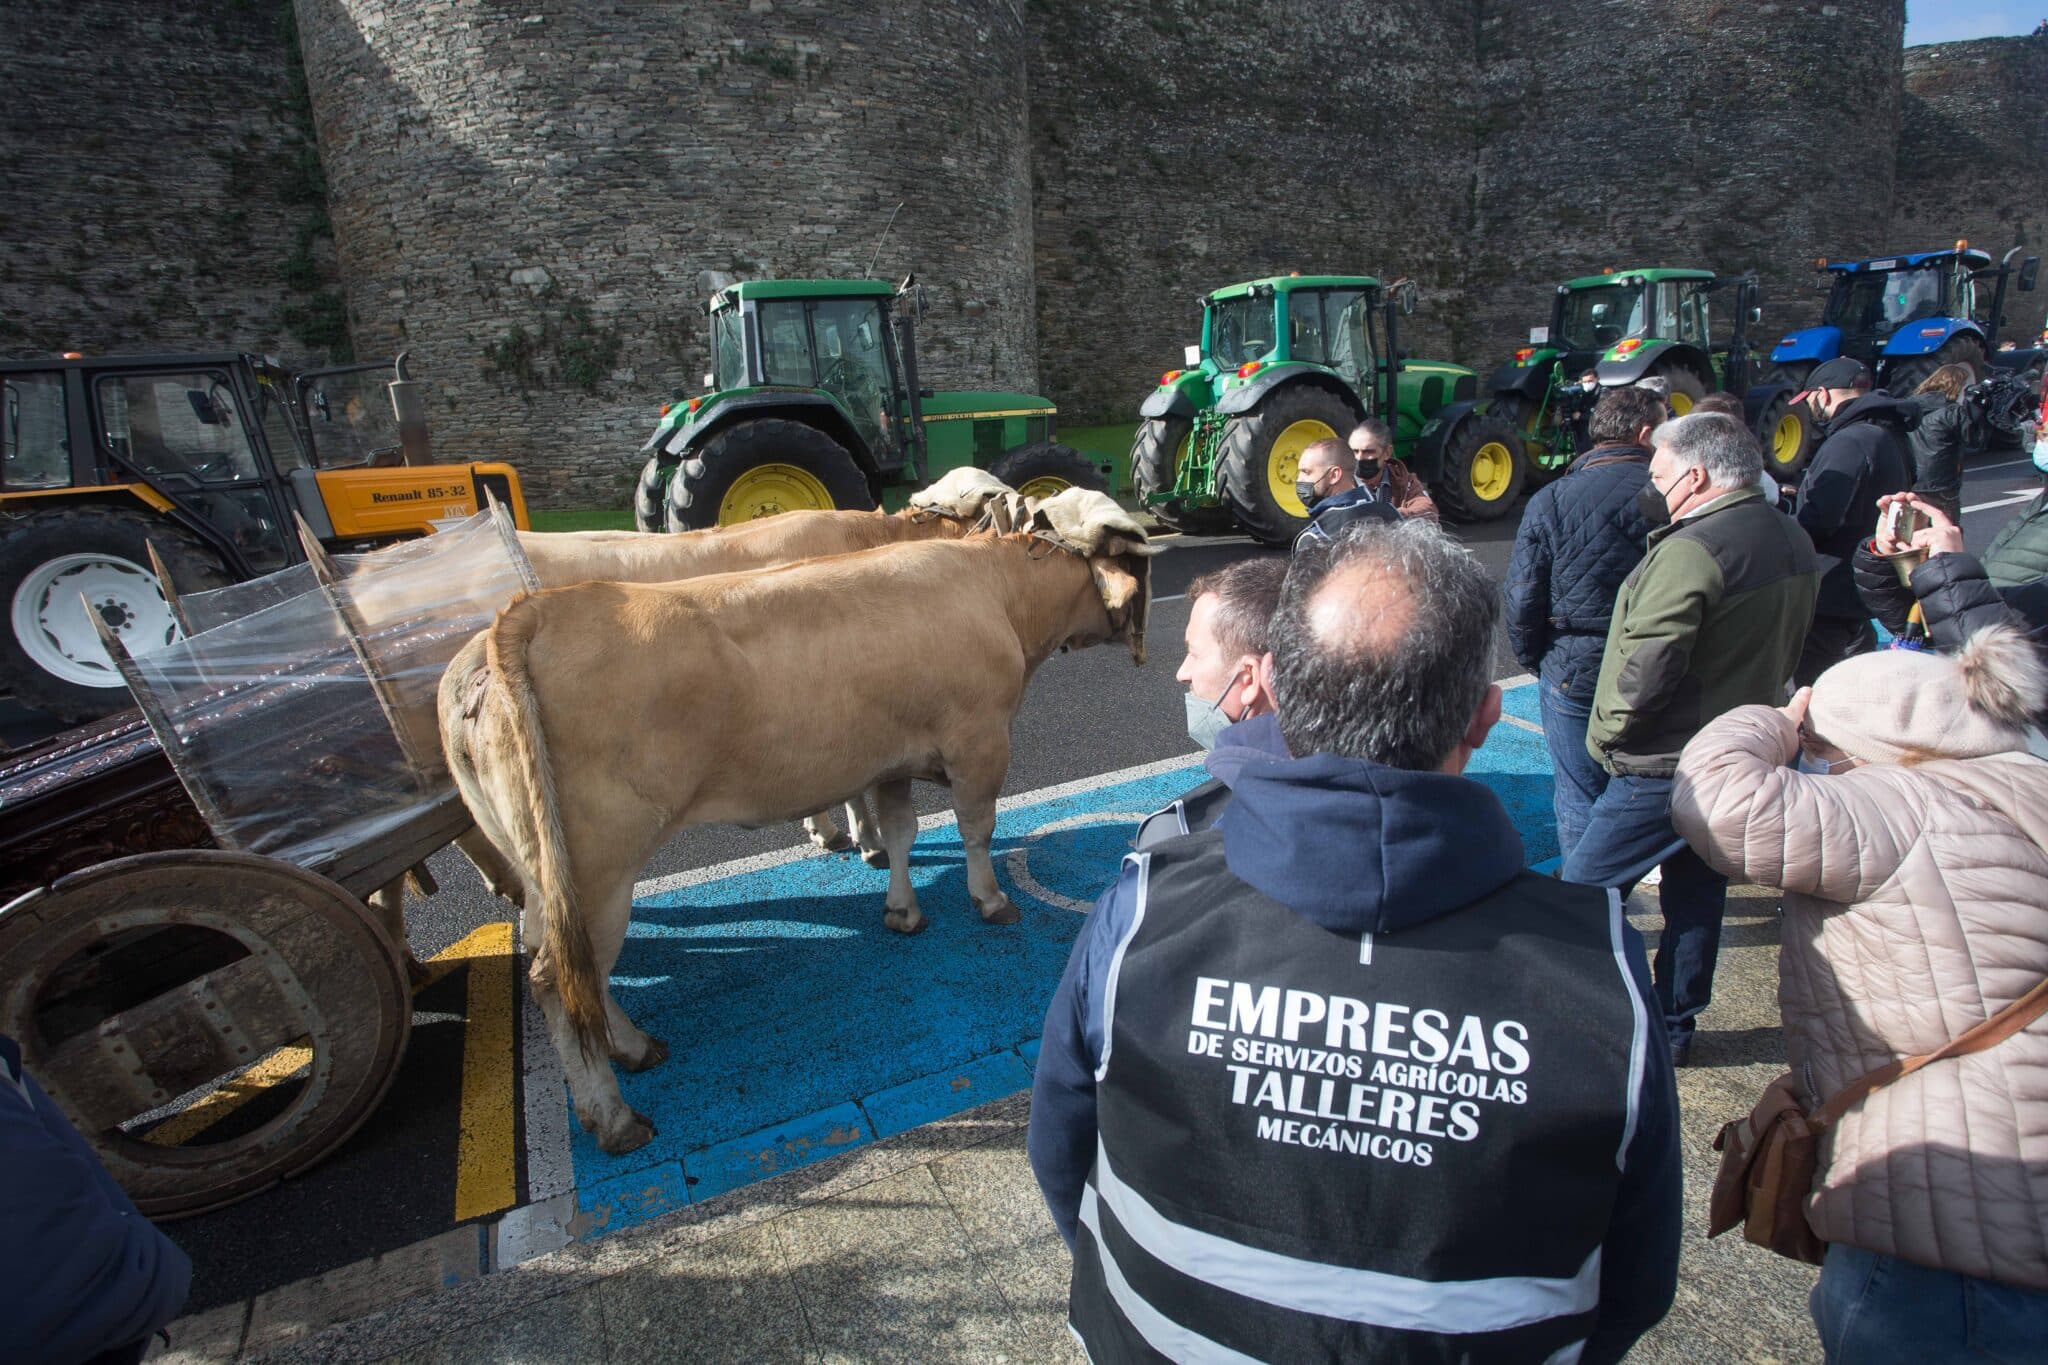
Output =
[
  {"x1": 1209, "y1": 296, "x2": 1277, "y2": 369},
  {"x1": 2, "y1": 371, "x2": 68, "y2": 490}
]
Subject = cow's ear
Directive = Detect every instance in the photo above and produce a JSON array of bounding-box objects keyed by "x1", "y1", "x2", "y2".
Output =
[{"x1": 1089, "y1": 549, "x2": 1151, "y2": 666}]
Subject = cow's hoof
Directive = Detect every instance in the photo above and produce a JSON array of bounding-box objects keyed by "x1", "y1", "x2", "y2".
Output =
[
  {"x1": 861, "y1": 847, "x2": 890, "y2": 870},
  {"x1": 807, "y1": 823, "x2": 852, "y2": 853},
  {"x1": 621, "y1": 1036, "x2": 669, "y2": 1072},
  {"x1": 978, "y1": 897, "x2": 1021, "y2": 926},
  {"x1": 884, "y1": 905, "x2": 927, "y2": 934},
  {"x1": 598, "y1": 1111, "x2": 657, "y2": 1155}
]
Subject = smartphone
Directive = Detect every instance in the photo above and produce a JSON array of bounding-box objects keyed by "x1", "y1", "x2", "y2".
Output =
[{"x1": 1884, "y1": 501, "x2": 1924, "y2": 546}]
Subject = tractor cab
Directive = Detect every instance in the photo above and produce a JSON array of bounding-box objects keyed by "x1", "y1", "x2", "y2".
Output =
[
  {"x1": 0, "y1": 352, "x2": 529, "y2": 723},
  {"x1": 632, "y1": 277, "x2": 1101, "y2": 532},
  {"x1": 1770, "y1": 244, "x2": 2039, "y2": 393}
]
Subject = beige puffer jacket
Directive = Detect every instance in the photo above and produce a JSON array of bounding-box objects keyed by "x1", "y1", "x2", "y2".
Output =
[{"x1": 1672, "y1": 704, "x2": 2048, "y2": 1289}]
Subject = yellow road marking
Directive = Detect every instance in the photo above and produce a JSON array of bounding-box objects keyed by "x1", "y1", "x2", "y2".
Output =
[{"x1": 451, "y1": 920, "x2": 518, "y2": 1221}]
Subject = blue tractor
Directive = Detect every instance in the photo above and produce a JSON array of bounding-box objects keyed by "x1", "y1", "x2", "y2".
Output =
[{"x1": 1768, "y1": 243, "x2": 2039, "y2": 402}]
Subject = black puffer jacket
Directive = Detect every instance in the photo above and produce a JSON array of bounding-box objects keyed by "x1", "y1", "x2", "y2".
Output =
[
  {"x1": 1503, "y1": 443, "x2": 1654, "y2": 702},
  {"x1": 1856, "y1": 545, "x2": 2048, "y2": 654},
  {"x1": 1797, "y1": 392, "x2": 1916, "y2": 619},
  {"x1": 1905, "y1": 391, "x2": 1970, "y2": 515}
]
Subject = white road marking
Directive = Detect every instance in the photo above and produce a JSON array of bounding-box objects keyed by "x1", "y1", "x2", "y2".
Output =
[{"x1": 1963, "y1": 490, "x2": 2037, "y2": 515}]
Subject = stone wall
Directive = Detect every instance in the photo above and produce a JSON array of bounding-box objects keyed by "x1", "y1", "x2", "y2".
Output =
[
  {"x1": 1468, "y1": 0, "x2": 1905, "y2": 371},
  {"x1": 1025, "y1": 0, "x2": 1477, "y2": 425},
  {"x1": 9, "y1": 1, "x2": 2047, "y2": 505},
  {"x1": 293, "y1": 0, "x2": 1038, "y2": 505},
  {"x1": 0, "y1": 0, "x2": 344, "y2": 365},
  {"x1": 1892, "y1": 34, "x2": 2048, "y2": 345}
]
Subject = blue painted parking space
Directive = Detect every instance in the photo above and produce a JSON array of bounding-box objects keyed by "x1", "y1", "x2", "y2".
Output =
[{"x1": 565, "y1": 680, "x2": 1558, "y2": 1235}]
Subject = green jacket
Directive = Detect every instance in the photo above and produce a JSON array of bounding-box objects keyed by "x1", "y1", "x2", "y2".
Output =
[
  {"x1": 1983, "y1": 487, "x2": 2048, "y2": 588},
  {"x1": 1588, "y1": 488, "x2": 1818, "y2": 777}
]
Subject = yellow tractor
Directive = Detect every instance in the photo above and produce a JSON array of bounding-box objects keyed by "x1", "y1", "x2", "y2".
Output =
[{"x1": 0, "y1": 351, "x2": 528, "y2": 722}]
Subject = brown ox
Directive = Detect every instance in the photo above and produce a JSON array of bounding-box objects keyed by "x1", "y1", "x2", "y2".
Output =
[
  {"x1": 438, "y1": 496, "x2": 1152, "y2": 1152},
  {"x1": 426, "y1": 467, "x2": 1014, "y2": 912}
]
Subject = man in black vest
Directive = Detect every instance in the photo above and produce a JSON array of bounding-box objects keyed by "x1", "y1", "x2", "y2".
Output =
[
  {"x1": 1292, "y1": 437, "x2": 1401, "y2": 550},
  {"x1": 1030, "y1": 520, "x2": 1681, "y2": 1364}
]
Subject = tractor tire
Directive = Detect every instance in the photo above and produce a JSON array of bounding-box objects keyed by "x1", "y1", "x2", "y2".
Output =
[
  {"x1": 988, "y1": 441, "x2": 1109, "y2": 499},
  {"x1": 663, "y1": 418, "x2": 874, "y2": 533},
  {"x1": 1653, "y1": 365, "x2": 1708, "y2": 415},
  {"x1": 1130, "y1": 419, "x2": 1233, "y2": 534},
  {"x1": 1433, "y1": 413, "x2": 1528, "y2": 523},
  {"x1": 633, "y1": 455, "x2": 676, "y2": 533},
  {"x1": 1755, "y1": 391, "x2": 1815, "y2": 484},
  {"x1": 1883, "y1": 334, "x2": 1986, "y2": 398},
  {"x1": 0, "y1": 505, "x2": 231, "y2": 724},
  {"x1": 1487, "y1": 394, "x2": 1567, "y2": 489},
  {"x1": 1758, "y1": 361, "x2": 1813, "y2": 393},
  {"x1": 1217, "y1": 386, "x2": 1357, "y2": 547}
]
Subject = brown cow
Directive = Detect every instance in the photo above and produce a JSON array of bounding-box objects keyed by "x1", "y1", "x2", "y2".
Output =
[{"x1": 439, "y1": 491, "x2": 1153, "y2": 1152}]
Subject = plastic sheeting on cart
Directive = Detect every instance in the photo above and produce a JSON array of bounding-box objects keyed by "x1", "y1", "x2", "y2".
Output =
[{"x1": 117, "y1": 509, "x2": 536, "y2": 868}]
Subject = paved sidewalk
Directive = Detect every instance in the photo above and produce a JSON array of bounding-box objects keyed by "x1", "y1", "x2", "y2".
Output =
[{"x1": 157, "y1": 886, "x2": 1824, "y2": 1363}]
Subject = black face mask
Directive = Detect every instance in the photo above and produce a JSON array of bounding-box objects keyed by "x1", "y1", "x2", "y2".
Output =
[
  {"x1": 1356, "y1": 458, "x2": 1383, "y2": 482},
  {"x1": 1295, "y1": 478, "x2": 1322, "y2": 508},
  {"x1": 1635, "y1": 475, "x2": 1673, "y2": 530}
]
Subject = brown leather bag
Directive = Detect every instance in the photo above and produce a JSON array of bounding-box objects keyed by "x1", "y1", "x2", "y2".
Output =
[{"x1": 1709, "y1": 978, "x2": 2048, "y2": 1265}]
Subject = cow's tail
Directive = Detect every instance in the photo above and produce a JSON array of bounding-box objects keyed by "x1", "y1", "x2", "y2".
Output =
[{"x1": 486, "y1": 596, "x2": 608, "y2": 1061}]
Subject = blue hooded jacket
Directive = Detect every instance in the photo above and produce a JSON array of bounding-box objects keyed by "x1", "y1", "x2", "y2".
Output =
[
  {"x1": 1, "y1": 1035, "x2": 191, "y2": 1365},
  {"x1": 1027, "y1": 715, "x2": 1681, "y2": 1365}
]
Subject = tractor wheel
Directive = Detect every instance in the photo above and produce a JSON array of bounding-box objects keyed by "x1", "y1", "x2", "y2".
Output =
[
  {"x1": 0, "y1": 506, "x2": 230, "y2": 724},
  {"x1": 1758, "y1": 362, "x2": 1813, "y2": 393},
  {"x1": 633, "y1": 456, "x2": 676, "y2": 533},
  {"x1": 1884, "y1": 335, "x2": 1986, "y2": 398},
  {"x1": 988, "y1": 441, "x2": 1109, "y2": 499},
  {"x1": 1487, "y1": 395, "x2": 1564, "y2": 489},
  {"x1": 1433, "y1": 413, "x2": 1528, "y2": 523},
  {"x1": 1217, "y1": 386, "x2": 1357, "y2": 546},
  {"x1": 1130, "y1": 420, "x2": 1232, "y2": 533},
  {"x1": 1756, "y1": 391, "x2": 1815, "y2": 484},
  {"x1": 1653, "y1": 366, "x2": 1709, "y2": 415},
  {"x1": 663, "y1": 418, "x2": 875, "y2": 532}
]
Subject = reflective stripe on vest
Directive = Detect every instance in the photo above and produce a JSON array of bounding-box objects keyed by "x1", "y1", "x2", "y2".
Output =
[{"x1": 1069, "y1": 832, "x2": 1647, "y2": 1364}]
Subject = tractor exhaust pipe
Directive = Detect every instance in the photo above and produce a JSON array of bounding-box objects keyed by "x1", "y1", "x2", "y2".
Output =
[{"x1": 388, "y1": 351, "x2": 431, "y2": 466}]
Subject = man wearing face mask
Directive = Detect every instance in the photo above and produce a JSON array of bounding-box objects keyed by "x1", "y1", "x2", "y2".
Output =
[
  {"x1": 1292, "y1": 437, "x2": 1401, "y2": 550},
  {"x1": 1136, "y1": 557, "x2": 1288, "y2": 850},
  {"x1": 1566, "y1": 413, "x2": 1818, "y2": 1067},
  {"x1": 1348, "y1": 419, "x2": 1439, "y2": 522},
  {"x1": 1792, "y1": 357, "x2": 1914, "y2": 685}
]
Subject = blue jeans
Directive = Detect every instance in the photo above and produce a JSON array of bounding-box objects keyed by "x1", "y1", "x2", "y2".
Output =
[
  {"x1": 1559, "y1": 773, "x2": 1729, "y2": 1046},
  {"x1": 1538, "y1": 677, "x2": 1605, "y2": 865},
  {"x1": 1812, "y1": 1243, "x2": 2048, "y2": 1363}
]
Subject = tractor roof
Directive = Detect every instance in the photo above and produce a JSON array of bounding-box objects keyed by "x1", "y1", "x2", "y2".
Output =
[
  {"x1": 0, "y1": 350, "x2": 281, "y2": 373},
  {"x1": 1206, "y1": 274, "x2": 1380, "y2": 302},
  {"x1": 1823, "y1": 248, "x2": 1992, "y2": 273},
  {"x1": 710, "y1": 279, "x2": 896, "y2": 310},
  {"x1": 1561, "y1": 268, "x2": 1715, "y2": 289}
]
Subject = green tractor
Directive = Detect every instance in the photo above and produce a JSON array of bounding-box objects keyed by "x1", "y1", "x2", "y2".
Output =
[
  {"x1": 631, "y1": 277, "x2": 1107, "y2": 531},
  {"x1": 1479, "y1": 268, "x2": 1812, "y2": 502},
  {"x1": 1130, "y1": 274, "x2": 1518, "y2": 540}
]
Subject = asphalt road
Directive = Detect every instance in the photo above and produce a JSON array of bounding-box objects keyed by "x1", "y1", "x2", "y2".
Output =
[{"x1": 9, "y1": 448, "x2": 2041, "y2": 1312}]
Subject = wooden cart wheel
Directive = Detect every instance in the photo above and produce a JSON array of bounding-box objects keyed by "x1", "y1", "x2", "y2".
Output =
[{"x1": 0, "y1": 850, "x2": 412, "y2": 1219}]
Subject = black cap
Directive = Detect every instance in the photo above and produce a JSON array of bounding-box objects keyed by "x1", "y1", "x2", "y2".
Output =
[{"x1": 1798, "y1": 357, "x2": 1873, "y2": 397}]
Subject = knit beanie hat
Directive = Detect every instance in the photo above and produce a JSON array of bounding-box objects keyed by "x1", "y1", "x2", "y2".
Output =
[{"x1": 1808, "y1": 625, "x2": 2046, "y2": 765}]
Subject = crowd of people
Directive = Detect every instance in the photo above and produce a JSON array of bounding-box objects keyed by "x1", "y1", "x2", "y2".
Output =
[{"x1": 1033, "y1": 379, "x2": 2048, "y2": 1361}]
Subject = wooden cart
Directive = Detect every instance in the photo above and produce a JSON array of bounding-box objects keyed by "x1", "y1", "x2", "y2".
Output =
[{"x1": 0, "y1": 508, "x2": 532, "y2": 1218}]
